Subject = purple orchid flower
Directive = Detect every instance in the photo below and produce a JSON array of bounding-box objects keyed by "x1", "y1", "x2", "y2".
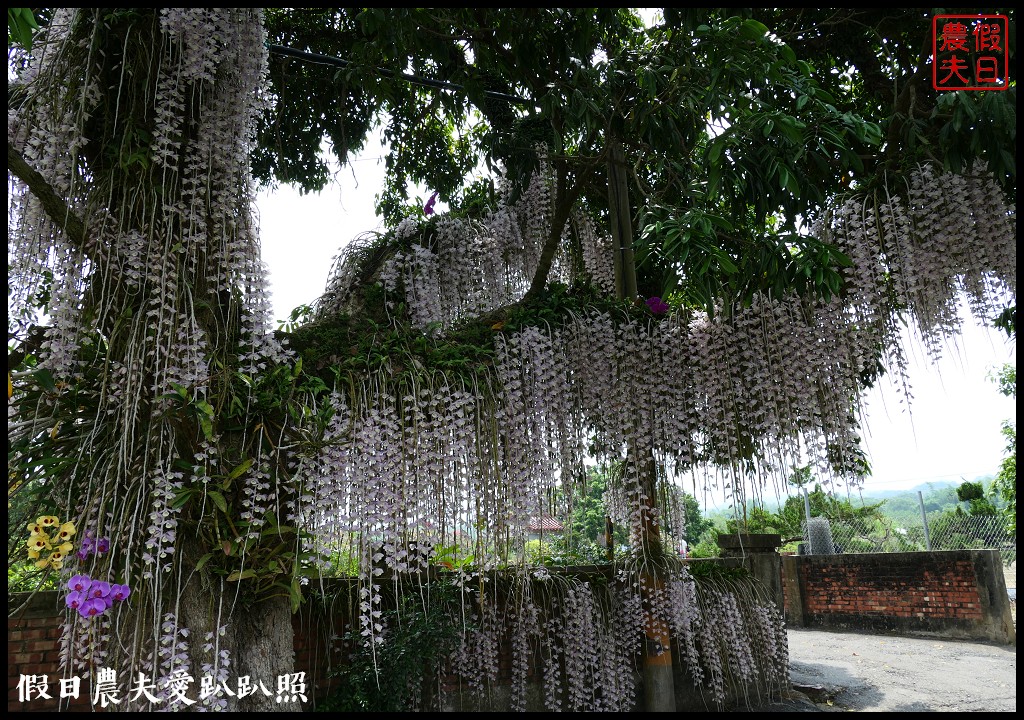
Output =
[
  {"x1": 65, "y1": 590, "x2": 85, "y2": 610},
  {"x1": 89, "y1": 580, "x2": 112, "y2": 600},
  {"x1": 110, "y1": 584, "x2": 131, "y2": 602},
  {"x1": 646, "y1": 296, "x2": 670, "y2": 315},
  {"x1": 424, "y1": 191, "x2": 438, "y2": 216},
  {"x1": 67, "y1": 574, "x2": 92, "y2": 594},
  {"x1": 75, "y1": 532, "x2": 110, "y2": 560},
  {"x1": 78, "y1": 597, "x2": 108, "y2": 619}
]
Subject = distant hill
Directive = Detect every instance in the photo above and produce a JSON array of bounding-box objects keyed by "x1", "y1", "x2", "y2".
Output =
[
  {"x1": 859, "y1": 475, "x2": 994, "y2": 504},
  {"x1": 702, "y1": 476, "x2": 995, "y2": 516},
  {"x1": 859, "y1": 480, "x2": 958, "y2": 502}
]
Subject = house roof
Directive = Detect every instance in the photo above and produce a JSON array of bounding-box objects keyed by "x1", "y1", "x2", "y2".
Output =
[{"x1": 526, "y1": 515, "x2": 564, "y2": 532}]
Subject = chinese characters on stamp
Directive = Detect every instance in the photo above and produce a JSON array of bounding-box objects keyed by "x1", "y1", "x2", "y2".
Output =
[
  {"x1": 17, "y1": 671, "x2": 308, "y2": 707},
  {"x1": 933, "y1": 14, "x2": 1009, "y2": 90}
]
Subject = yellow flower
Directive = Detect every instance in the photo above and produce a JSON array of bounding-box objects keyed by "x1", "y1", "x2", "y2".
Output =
[
  {"x1": 34, "y1": 558, "x2": 50, "y2": 569},
  {"x1": 49, "y1": 558, "x2": 63, "y2": 570},
  {"x1": 37, "y1": 515, "x2": 60, "y2": 527},
  {"x1": 57, "y1": 521, "x2": 77, "y2": 540},
  {"x1": 28, "y1": 536, "x2": 51, "y2": 552},
  {"x1": 27, "y1": 522, "x2": 44, "y2": 534},
  {"x1": 57, "y1": 542, "x2": 74, "y2": 554},
  {"x1": 27, "y1": 547, "x2": 41, "y2": 560},
  {"x1": 49, "y1": 551, "x2": 65, "y2": 566}
]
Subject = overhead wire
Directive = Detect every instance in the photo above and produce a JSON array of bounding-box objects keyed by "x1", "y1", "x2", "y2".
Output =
[{"x1": 266, "y1": 43, "x2": 530, "y2": 107}]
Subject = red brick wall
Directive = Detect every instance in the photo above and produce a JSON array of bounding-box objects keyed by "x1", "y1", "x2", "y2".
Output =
[
  {"x1": 8, "y1": 602, "x2": 92, "y2": 712},
  {"x1": 8, "y1": 591, "x2": 349, "y2": 712},
  {"x1": 781, "y1": 550, "x2": 1013, "y2": 642},
  {"x1": 802, "y1": 559, "x2": 982, "y2": 619}
]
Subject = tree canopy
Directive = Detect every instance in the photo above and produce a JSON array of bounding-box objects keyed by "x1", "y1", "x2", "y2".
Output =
[
  {"x1": 255, "y1": 8, "x2": 1014, "y2": 313},
  {"x1": 991, "y1": 363, "x2": 1016, "y2": 533}
]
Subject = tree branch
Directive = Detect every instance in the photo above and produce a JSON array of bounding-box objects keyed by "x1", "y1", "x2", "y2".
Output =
[
  {"x1": 523, "y1": 158, "x2": 585, "y2": 303},
  {"x1": 8, "y1": 140, "x2": 94, "y2": 263}
]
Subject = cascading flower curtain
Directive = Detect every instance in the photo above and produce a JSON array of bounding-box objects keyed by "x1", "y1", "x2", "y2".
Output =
[{"x1": 9, "y1": 8, "x2": 297, "y2": 710}]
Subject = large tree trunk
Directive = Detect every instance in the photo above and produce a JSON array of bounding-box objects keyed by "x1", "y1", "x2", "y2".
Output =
[
  {"x1": 10, "y1": 10, "x2": 303, "y2": 711},
  {"x1": 177, "y1": 533, "x2": 302, "y2": 711}
]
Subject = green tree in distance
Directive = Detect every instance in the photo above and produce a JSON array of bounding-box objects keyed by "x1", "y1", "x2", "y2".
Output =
[
  {"x1": 956, "y1": 480, "x2": 998, "y2": 517},
  {"x1": 726, "y1": 466, "x2": 887, "y2": 544},
  {"x1": 991, "y1": 363, "x2": 1016, "y2": 534}
]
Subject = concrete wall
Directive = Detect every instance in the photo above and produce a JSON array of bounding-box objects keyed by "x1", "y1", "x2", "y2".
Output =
[{"x1": 782, "y1": 549, "x2": 1015, "y2": 644}]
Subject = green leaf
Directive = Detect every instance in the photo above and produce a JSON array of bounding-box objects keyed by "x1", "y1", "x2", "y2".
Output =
[
  {"x1": 783, "y1": 167, "x2": 801, "y2": 197},
  {"x1": 716, "y1": 253, "x2": 738, "y2": 275},
  {"x1": 739, "y1": 18, "x2": 768, "y2": 41},
  {"x1": 33, "y1": 368, "x2": 56, "y2": 393},
  {"x1": 199, "y1": 415, "x2": 214, "y2": 441},
  {"x1": 830, "y1": 249, "x2": 853, "y2": 267},
  {"x1": 778, "y1": 165, "x2": 790, "y2": 190},
  {"x1": 227, "y1": 458, "x2": 254, "y2": 483},
  {"x1": 708, "y1": 137, "x2": 724, "y2": 166},
  {"x1": 708, "y1": 163, "x2": 722, "y2": 200},
  {"x1": 171, "y1": 488, "x2": 194, "y2": 510},
  {"x1": 813, "y1": 88, "x2": 836, "y2": 105},
  {"x1": 778, "y1": 121, "x2": 803, "y2": 145},
  {"x1": 196, "y1": 553, "x2": 213, "y2": 571},
  {"x1": 208, "y1": 490, "x2": 228, "y2": 513},
  {"x1": 8, "y1": 8, "x2": 39, "y2": 51},
  {"x1": 226, "y1": 569, "x2": 257, "y2": 582}
]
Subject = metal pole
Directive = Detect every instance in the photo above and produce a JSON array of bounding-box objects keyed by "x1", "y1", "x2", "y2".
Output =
[{"x1": 918, "y1": 490, "x2": 932, "y2": 550}]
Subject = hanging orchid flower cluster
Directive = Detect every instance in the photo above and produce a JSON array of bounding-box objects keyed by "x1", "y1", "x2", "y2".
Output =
[
  {"x1": 8, "y1": 6, "x2": 1016, "y2": 712},
  {"x1": 8, "y1": 8, "x2": 293, "y2": 700},
  {"x1": 321, "y1": 153, "x2": 615, "y2": 331},
  {"x1": 398, "y1": 569, "x2": 783, "y2": 711},
  {"x1": 303, "y1": 156, "x2": 1014, "y2": 682},
  {"x1": 820, "y1": 162, "x2": 1016, "y2": 363}
]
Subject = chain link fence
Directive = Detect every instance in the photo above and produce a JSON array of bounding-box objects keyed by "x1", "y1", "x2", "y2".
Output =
[{"x1": 802, "y1": 512, "x2": 1016, "y2": 565}]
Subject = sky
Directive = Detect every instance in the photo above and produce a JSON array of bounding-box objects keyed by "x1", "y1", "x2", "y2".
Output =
[{"x1": 255, "y1": 141, "x2": 1016, "y2": 508}]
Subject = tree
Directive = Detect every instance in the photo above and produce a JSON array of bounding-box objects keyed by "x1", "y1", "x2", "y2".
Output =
[
  {"x1": 8, "y1": 8, "x2": 1016, "y2": 711},
  {"x1": 991, "y1": 364, "x2": 1016, "y2": 533},
  {"x1": 727, "y1": 467, "x2": 888, "y2": 543},
  {"x1": 956, "y1": 480, "x2": 998, "y2": 516}
]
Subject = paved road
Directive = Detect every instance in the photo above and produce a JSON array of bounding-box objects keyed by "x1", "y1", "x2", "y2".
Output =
[{"x1": 765, "y1": 628, "x2": 1017, "y2": 712}]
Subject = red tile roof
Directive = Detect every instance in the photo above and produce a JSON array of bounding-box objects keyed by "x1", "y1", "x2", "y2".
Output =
[{"x1": 526, "y1": 516, "x2": 564, "y2": 532}]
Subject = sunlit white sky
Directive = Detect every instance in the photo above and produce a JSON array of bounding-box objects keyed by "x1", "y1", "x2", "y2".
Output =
[{"x1": 256, "y1": 135, "x2": 1016, "y2": 510}]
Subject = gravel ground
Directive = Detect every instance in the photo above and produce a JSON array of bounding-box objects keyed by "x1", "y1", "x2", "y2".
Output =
[
  {"x1": 750, "y1": 627, "x2": 1017, "y2": 712},
  {"x1": 748, "y1": 561, "x2": 1018, "y2": 713}
]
